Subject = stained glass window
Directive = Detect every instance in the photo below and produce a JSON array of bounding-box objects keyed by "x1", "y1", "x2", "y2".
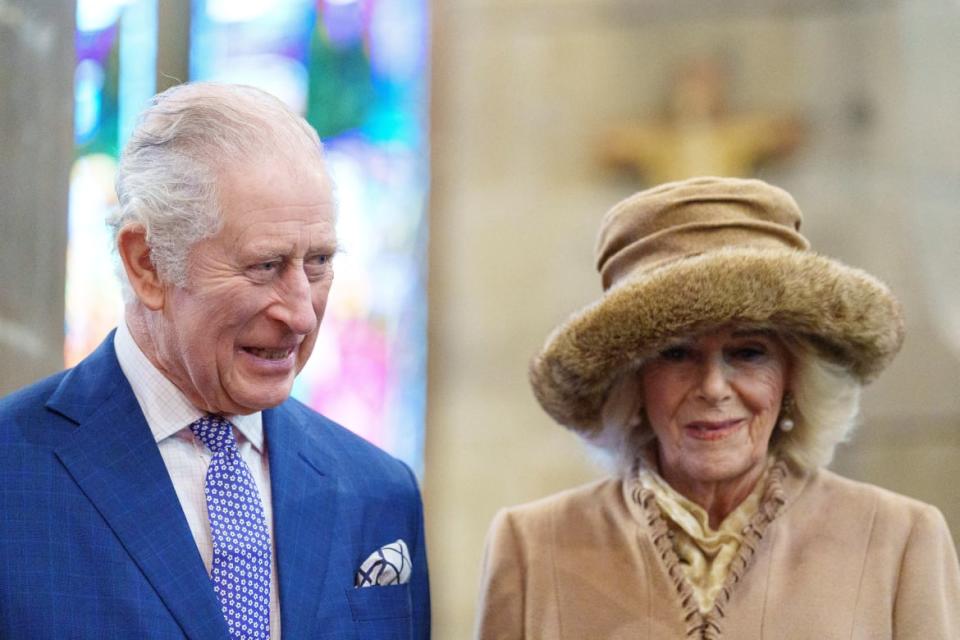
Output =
[
  {"x1": 191, "y1": 0, "x2": 430, "y2": 472},
  {"x1": 67, "y1": 0, "x2": 157, "y2": 366}
]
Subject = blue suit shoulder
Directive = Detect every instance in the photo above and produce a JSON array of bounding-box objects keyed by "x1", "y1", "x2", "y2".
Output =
[
  {"x1": 0, "y1": 368, "x2": 68, "y2": 413},
  {"x1": 273, "y1": 396, "x2": 419, "y2": 491},
  {"x1": 0, "y1": 369, "x2": 72, "y2": 443}
]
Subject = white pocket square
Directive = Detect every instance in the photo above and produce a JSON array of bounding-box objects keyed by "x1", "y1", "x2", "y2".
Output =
[{"x1": 354, "y1": 539, "x2": 412, "y2": 587}]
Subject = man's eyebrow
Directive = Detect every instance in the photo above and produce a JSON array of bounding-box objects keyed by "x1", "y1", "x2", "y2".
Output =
[
  {"x1": 243, "y1": 242, "x2": 340, "y2": 261},
  {"x1": 306, "y1": 241, "x2": 340, "y2": 254},
  {"x1": 243, "y1": 247, "x2": 287, "y2": 261}
]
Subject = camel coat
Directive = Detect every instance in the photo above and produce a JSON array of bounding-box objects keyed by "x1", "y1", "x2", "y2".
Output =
[{"x1": 475, "y1": 463, "x2": 960, "y2": 639}]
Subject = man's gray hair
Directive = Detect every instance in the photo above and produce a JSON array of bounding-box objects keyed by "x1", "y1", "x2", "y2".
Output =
[{"x1": 110, "y1": 82, "x2": 327, "y2": 300}]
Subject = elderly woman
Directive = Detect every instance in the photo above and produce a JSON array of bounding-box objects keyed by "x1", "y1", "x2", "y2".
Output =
[{"x1": 475, "y1": 177, "x2": 960, "y2": 639}]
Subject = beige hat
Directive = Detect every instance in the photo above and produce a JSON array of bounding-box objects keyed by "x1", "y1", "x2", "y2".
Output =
[{"x1": 530, "y1": 176, "x2": 905, "y2": 433}]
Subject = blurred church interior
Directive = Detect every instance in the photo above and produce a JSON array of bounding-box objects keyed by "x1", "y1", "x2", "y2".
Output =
[{"x1": 1, "y1": 1, "x2": 958, "y2": 637}]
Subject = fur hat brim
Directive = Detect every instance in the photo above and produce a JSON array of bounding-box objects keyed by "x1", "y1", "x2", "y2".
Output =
[{"x1": 529, "y1": 247, "x2": 905, "y2": 433}]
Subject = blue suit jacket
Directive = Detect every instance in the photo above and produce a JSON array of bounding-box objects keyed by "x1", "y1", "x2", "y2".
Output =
[{"x1": 0, "y1": 334, "x2": 430, "y2": 639}]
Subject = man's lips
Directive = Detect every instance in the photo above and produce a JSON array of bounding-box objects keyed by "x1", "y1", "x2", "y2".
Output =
[
  {"x1": 241, "y1": 346, "x2": 296, "y2": 361},
  {"x1": 684, "y1": 418, "x2": 745, "y2": 441}
]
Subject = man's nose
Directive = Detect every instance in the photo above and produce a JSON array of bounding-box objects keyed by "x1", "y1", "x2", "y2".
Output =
[{"x1": 273, "y1": 267, "x2": 318, "y2": 335}]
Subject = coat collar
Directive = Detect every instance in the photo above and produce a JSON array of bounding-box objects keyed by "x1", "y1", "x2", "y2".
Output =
[{"x1": 47, "y1": 333, "x2": 230, "y2": 640}]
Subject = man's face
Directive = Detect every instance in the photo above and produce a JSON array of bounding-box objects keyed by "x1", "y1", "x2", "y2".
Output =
[{"x1": 152, "y1": 159, "x2": 337, "y2": 415}]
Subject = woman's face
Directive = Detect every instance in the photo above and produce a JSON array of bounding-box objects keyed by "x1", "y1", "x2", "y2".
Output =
[{"x1": 640, "y1": 327, "x2": 790, "y2": 497}]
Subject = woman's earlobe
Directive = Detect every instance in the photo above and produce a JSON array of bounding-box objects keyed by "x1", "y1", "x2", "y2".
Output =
[{"x1": 778, "y1": 391, "x2": 796, "y2": 432}]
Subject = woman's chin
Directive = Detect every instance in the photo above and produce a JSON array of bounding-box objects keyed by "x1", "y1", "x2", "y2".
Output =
[{"x1": 672, "y1": 450, "x2": 767, "y2": 489}]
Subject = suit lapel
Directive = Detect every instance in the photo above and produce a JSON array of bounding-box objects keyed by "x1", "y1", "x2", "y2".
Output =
[
  {"x1": 48, "y1": 335, "x2": 229, "y2": 640},
  {"x1": 265, "y1": 405, "x2": 339, "y2": 638}
]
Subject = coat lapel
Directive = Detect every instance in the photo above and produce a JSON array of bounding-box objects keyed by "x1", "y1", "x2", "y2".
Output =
[
  {"x1": 265, "y1": 405, "x2": 339, "y2": 638},
  {"x1": 48, "y1": 335, "x2": 229, "y2": 640}
]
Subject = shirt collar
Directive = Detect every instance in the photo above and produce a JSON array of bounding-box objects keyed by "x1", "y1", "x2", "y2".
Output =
[{"x1": 113, "y1": 321, "x2": 264, "y2": 452}]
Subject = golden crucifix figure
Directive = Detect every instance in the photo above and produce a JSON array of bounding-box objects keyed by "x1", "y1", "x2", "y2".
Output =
[{"x1": 600, "y1": 57, "x2": 804, "y2": 184}]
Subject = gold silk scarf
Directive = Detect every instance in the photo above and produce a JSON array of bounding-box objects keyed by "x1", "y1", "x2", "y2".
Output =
[{"x1": 638, "y1": 461, "x2": 770, "y2": 614}]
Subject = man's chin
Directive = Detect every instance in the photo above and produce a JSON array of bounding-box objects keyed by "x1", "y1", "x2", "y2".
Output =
[{"x1": 222, "y1": 383, "x2": 295, "y2": 415}]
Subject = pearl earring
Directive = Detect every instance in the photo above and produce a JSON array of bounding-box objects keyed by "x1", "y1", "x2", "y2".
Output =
[{"x1": 779, "y1": 393, "x2": 795, "y2": 432}]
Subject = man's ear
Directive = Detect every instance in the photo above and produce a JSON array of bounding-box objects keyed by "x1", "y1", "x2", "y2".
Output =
[{"x1": 117, "y1": 225, "x2": 165, "y2": 311}]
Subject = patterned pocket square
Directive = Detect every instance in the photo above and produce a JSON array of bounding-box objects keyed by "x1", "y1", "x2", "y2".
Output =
[{"x1": 354, "y1": 539, "x2": 412, "y2": 587}]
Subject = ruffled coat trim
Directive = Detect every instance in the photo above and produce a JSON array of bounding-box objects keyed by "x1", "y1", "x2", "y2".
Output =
[{"x1": 628, "y1": 459, "x2": 790, "y2": 640}]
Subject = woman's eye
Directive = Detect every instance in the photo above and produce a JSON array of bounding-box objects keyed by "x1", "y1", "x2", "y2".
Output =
[
  {"x1": 659, "y1": 346, "x2": 691, "y2": 362},
  {"x1": 731, "y1": 345, "x2": 766, "y2": 360}
]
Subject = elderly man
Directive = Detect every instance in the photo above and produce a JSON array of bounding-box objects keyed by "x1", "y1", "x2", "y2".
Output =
[{"x1": 0, "y1": 83, "x2": 429, "y2": 639}]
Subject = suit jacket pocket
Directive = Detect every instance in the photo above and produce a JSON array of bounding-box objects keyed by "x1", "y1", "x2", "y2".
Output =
[{"x1": 345, "y1": 583, "x2": 412, "y2": 629}]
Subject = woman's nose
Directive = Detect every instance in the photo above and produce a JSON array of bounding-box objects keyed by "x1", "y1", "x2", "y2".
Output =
[{"x1": 697, "y1": 356, "x2": 733, "y2": 403}]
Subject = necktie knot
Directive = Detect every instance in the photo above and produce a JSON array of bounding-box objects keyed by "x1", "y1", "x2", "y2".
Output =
[{"x1": 190, "y1": 415, "x2": 237, "y2": 454}]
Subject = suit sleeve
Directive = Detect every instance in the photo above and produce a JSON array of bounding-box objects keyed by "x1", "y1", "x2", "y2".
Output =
[
  {"x1": 892, "y1": 504, "x2": 960, "y2": 638},
  {"x1": 474, "y1": 509, "x2": 525, "y2": 640},
  {"x1": 402, "y1": 462, "x2": 431, "y2": 640}
]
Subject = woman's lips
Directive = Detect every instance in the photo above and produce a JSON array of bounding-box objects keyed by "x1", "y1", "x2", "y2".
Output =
[{"x1": 684, "y1": 418, "x2": 745, "y2": 441}]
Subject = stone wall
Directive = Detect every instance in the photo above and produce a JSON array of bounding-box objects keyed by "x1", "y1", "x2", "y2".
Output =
[{"x1": 0, "y1": 0, "x2": 74, "y2": 395}]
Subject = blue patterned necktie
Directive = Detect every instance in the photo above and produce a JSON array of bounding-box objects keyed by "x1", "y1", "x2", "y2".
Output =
[{"x1": 190, "y1": 415, "x2": 271, "y2": 640}]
